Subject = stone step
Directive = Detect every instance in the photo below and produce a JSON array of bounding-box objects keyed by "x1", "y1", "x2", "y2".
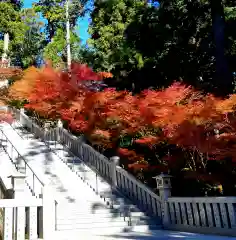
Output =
[
  {"x1": 54, "y1": 229, "x2": 163, "y2": 240},
  {"x1": 56, "y1": 219, "x2": 159, "y2": 231},
  {"x1": 56, "y1": 203, "x2": 109, "y2": 211},
  {"x1": 56, "y1": 206, "x2": 141, "y2": 217},
  {"x1": 8, "y1": 120, "x2": 162, "y2": 238},
  {"x1": 56, "y1": 210, "x2": 147, "y2": 220},
  {"x1": 58, "y1": 210, "x2": 161, "y2": 226},
  {"x1": 57, "y1": 215, "x2": 156, "y2": 226},
  {"x1": 54, "y1": 192, "x2": 105, "y2": 203},
  {"x1": 54, "y1": 231, "x2": 164, "y2": 240},
  {"x1": 57, "y1": 217, "x2": 126, "y2": 225},
  {"x1": 56, "y1": 213, "x2": 120, "y2": 220},
  {"x1": 55, "y1": 224, "x2": 161, "y2": 235},
  {"x1": 56, "y1": 202, "x2": 141, "y2": 213}
]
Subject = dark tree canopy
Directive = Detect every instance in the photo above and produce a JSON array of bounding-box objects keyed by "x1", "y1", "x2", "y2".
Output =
[{"x1": 84, "y1": 0, "x2": 236, "y2": 95}]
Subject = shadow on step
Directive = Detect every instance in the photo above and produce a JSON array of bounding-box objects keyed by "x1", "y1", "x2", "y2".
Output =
[
  {"x1": 91, "y1": 202, "x2": 121, "y2": 219},
  {"x1": 45, "y1": 141, "x2": 98, "y2": 182},
  {"x1": 45, "y1": 171, "x2": 76, "y2": 203},
  {"x1": 9, "y1": 124, "x2": 161, "y2": 234},
  {"x1": 10, "y1": 124, "x2": 33, "y2": 139},
  {"x1": 99, "y1": 231, "x2": 223, "y2": 239},
  {"x1": 4, "y1": 134, "x2": 78, "y2": 203},
  {"x1": 89, "y1": 189, "x2": 161, "y2": 234}
]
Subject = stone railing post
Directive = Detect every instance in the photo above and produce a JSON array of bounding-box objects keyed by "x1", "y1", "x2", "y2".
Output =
[
  {"x1": 8, "y1": 173, "x2": 26, "y2": 199},
  {"x1": 43, "y1": 185, "x2": 57, "y2": 240},
  {"x1": 57, "y1": 119, "x2": 63, "y2": 143},
  {"x1": 8, "y1": 174, "x2": 29, "y2": 236},
  {"x1": 19, "y1": 108, "x2": 25, "y2": 127},
  {"x1": 43, "y1": 122, "x2": 50, "y2": 143},
  {"x1": 153, "y1": 173, "x2": 172, "y2": 226},
  {"x1": 110, "y1": 156, "x2": 120, "y2": 188}
]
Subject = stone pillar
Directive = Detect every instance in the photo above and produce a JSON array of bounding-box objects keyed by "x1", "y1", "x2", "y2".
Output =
[
  {"x1": 43, "y1": 185, "x2": 56, "y2": 239},
  {"x1": 57, "y1": 120, "x2": 63, "y2": 143},
  {"x1": 43, "y1": 122, "x2": 50, "y2": 143},
  {"x1": 19, "y1": 108, "x2": 26, "y2": 127},
  {"x1": 8, "y1": 173, "x2": 26, "y2": 199},
  {"x1": 153, "y1": 173, "x2": 172, "y2": 226},
  {"x1": 110, "y1": 156, "x2": 120, "y2": 188},
  {"x1": 8, "y1": 174, "x2": 28, "y2": 236}
]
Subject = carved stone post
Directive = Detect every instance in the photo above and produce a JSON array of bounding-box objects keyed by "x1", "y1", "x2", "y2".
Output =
[
  {"x1": 153, "y1": 173, "x2": 172, "y2": 226},
  {"x1": 8, "y1": 174, "x2": 28, "y2": 236},
  {"x1": 57, "y1": 120, "x2": 63, "y2": 143},
  {"x1": 8, "y1": 173, "x2": 26, "y2": 199},
  {"x1": 43, "y1": 185, "x2": 56, "y2": 239},
  {"x1": 19, "y1": 108, "x2": 25, "y2": 127},
  {"x1": 110, "y1": 156, "x2": 120, "y2": 188}
]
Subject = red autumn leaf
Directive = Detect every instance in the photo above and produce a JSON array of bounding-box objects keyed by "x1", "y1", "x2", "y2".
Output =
[
  {"x1": 98, "y1": 72, "x2": 113, "y2": 79},
  {"x1": 134, "y1": 136, "x2": 160, "y2": 147},
  {"x1": 25, "y1": 62, "x2": 102, "y2": 119},
  {"x1": 128, "y1": 163, "x2": 149, "y2": 170}
]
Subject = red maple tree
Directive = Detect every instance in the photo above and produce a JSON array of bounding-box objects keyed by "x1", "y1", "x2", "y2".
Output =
[
  {"x1": 25, "y1": 69, "x2": 236, "y2": 194},
  {"x1": 25, "y1": 62, "x2": 102, "y2": 119}
]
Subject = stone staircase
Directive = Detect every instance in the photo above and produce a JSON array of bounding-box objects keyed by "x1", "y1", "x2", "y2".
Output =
[
  {"x1": 0, "y1": 126, "x2": 36, "y2": 198},
  {"x1": 0, "y1": 109, "x2": 234, "y2": 240},
  {"x1": 1, "y1": 118, "x2": 236, "y2": 239},
  {"x1": 2, "y1": 120, "x2": 163, "y2": 239}
]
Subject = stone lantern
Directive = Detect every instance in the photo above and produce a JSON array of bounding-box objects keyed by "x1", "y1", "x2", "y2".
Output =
[
  {"x1": 153, "y1": 173, "x2": 172, "y2": 225},
  {"x1": 153, "y1": 173, "x2": 172, "y2": 201}
]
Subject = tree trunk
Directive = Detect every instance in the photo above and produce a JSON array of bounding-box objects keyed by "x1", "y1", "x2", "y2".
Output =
[{"x1": 210, "y1": 0, "x2": 232, "y2": 96}]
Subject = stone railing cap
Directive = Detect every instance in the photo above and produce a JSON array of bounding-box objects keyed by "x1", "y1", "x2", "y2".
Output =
[
  {"x1": 8, "y1": 173, "x2": 26, "y2": 179},
  {"x1": 153, "y1": 173, "x2": 172, "y2": 179}
]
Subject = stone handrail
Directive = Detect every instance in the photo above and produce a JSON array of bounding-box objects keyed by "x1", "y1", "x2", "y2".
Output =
[{"x1": 11, "y1": 108, "x2": 236, "y2": 236}]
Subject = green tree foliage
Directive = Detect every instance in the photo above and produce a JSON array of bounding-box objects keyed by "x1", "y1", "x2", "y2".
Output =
[
  {"x1": 0, "y1": 0, "x2": 22, "y2": 10},
  {"x1": 88, "y1": 0, "x2": 146, "y2": 85},
  {"x1": 126, "y1": 0, "x2": 216, "y2": 91},
  {"x1": 33, "y1": 0, "x2": 88, "y2": 40},
  {"x1": 224, "y1": 0, "x2": 236, "y2": 90},
  {"x1": 75, "y1": 46, "x2": 97, "y2": 67},
  {"x1": 86, "y1": 0, "x2": 236, "y2": 94},
  {"x1": 32, "y1": 0, "x2": 87, "y2": 67},
  {"x1": 0, "y1": 0, "x2": 86, "y2": 69},
  {"x1": 0, "y1": 1, "x2": 26, "y2": 56},
  {"x1": 43, "y1": 28, "x2": 80, "y2": 67},
  {"x1": 11, "y1": 8, "x2": 46, "y2": 68}
]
